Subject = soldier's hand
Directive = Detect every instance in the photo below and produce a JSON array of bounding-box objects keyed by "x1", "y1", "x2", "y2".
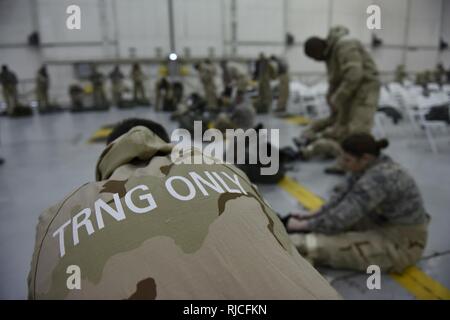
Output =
[
  {"x1": 286, "y1": 217, "x2": 311, "y2": 233},
  {"x1": 289, "y1": 210, "x2": 315, "y2": 220}
]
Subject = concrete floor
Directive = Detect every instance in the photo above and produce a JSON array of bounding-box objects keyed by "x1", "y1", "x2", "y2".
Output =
[{"x1": 0, "y1": 105, "x2": 449, "y2": 299}]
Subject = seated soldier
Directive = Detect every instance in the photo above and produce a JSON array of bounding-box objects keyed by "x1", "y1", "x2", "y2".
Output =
[
  {"x1": 28, "y1": 118, "x2": 340, "y2": 300},
  {"x1": 283, "y1": 133, "x2": 430, "y2": 273},
  {"x1": 213, "y1": 102, "x2": 256, "y2": 133}
]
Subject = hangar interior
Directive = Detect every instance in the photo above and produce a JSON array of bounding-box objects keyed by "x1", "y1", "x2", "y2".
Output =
[{"x1": 0, "y1": 0, "x2": 449, "y2": 299}]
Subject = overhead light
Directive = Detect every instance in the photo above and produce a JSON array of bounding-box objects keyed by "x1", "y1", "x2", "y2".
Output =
[{"x1": 169, "y1": 53, "x2": 178, "y2": 61}]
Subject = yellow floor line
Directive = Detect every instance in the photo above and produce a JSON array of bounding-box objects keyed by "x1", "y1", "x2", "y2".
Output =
[
  {"x1": 278, "y1": 176, "x2": 324, "y2": 211},
  {"x1": 278, "y1": 175, "x2": 450, "y2": 300},
  {"x1": 391, "y1": 266, "x2": 450, "y2": 300},
  {"x1": 283, "y1": 115, "x2": 311, "y2": 126},
  {"x1": 88, "y1": 127, "x2": 113, "y2": 143}
]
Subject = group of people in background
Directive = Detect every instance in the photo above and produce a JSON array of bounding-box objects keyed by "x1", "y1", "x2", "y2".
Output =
[{"x1": 395, "y1": 63, "x2": 449, "y2": 87}]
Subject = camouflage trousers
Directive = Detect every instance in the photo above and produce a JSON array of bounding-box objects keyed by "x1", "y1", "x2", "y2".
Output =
[
  {"x1": 289, "y1": 221, "x2": 428, "y2": 273},
  {"x1": 301, "y1": 113, "x2": 337, "y2": 142},
  {"x1": 302, "y1": 138, "x2": 342, "y2": 159},
  {"x1": 256, "y1": 79, "x2": 272, "y2": 113},
  {"x1": 37, "y1": 87, "x2": 49, "y2": 109},
  {"x1": 2, "y1": 86, "x2": 18, "y2": 115},
  {"x1": 276, "y1": 74, "x2": 289, "y2": 112},
  {"x1": 133, "y1": 81, "x2": 146, "y2": 101},
  {"x1": 300, "y1": 114, "x2": 340, "y2": 159},
  {"x1": 93, "y1": 86, "x2": 107, "y2": 107},
  {"x1": 203, "y1": 83, "x2": 217, "y2": 110},
  {"x1": 335, "y1": 80, "x2": 380, "y2": 136},
  {"x1": 111, "y1": 83, "x2": 122, "y2": 106}
]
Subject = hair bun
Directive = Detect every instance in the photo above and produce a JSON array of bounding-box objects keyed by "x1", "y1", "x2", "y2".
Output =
[{"x1": 376, "y1": 139, "x2": 389, "y2": 150}]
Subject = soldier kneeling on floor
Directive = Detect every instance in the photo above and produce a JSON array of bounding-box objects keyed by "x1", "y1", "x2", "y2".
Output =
[
  {"x1": 28, "y1": 118, "x2": 340, "y2": 300},
  {"x1": 282, "y1": 133, "x2": 430, "y2": 273}
]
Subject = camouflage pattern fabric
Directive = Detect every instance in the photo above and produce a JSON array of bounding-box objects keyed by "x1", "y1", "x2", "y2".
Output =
[
  {"x1": 90, "y1": 70, "x2": 107, "y2": 107},
  {"x1": 28, "y1": 126, "x2": 340, "y2": 299},
  {"x1": 109, "y1": 69, "x2": 124, "y2": 106},
  {"x1": 325, "y1": 26, "x2": 380, "y2": 137},
  {"x1": 131, "y1": 68, "x2": 147, "y2": 101},
  {"x1": 298, "y1": 26, "x2": 380, "y2": 158},
  {"x1": 290, "y1": 155, "x2": 429, "y2": 272},
  {"x1": 255, "y1": 57, "x2": 276, "y2": 114},
  {"x1": 1, "y1": 69, "x2": 19, "y2": 115},
  {"x1": 36, "y1": 70, "x2": 50, "y2": 109},
  {"x1": 198, "y1": 63, "x2": 218, "y2": 110},
  {"x1": 276, "y1": 73, "x2": 290, "y2": 112}
]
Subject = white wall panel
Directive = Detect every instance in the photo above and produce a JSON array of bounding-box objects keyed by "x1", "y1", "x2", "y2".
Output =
[
  {"x1": 374, "y1": 0, "x2": 408, "y2": 45},
  {"x1": 237, "y1": 45, "x2": 284, "y2": 58},
  {"x1": 0, "y1": 1, "x2": 40, "y2": 82},
  {"x1": 370, "y1": 48, "x2": 404, "y2": 72},
  {"x1": 286, "y1": 46, "x2": 326, "y2": 74},
  {"x1": 0, "y1": 0, "x2": 35, "y2": 44},
  {"x1": 405, "y1": 50, "x2": 440, "y2": 71},
  {"x1": 441, "y1": 0, "x2": 450, "y2": 53},
  {"x1": 236, "y1": 0, "x2": 284, "y2": 42},
  {"x1": 115, "y1": 0, "x2": 170, "y2": 58},
  {"x1": 407, "y1": 0, "x2": 442, "y2": 47},
  {"x1": 42, "y1": 46, "x2": 105, "y2": 61},
  {"x1": 37, "y1": 0, "x2": 102, "y2": 44},
  {"x1": 173, "y1": 0, "x2": 224, "y2": 57},
  {"x1": 286, "y1": 0, "x2": 329, "y2": 42}
]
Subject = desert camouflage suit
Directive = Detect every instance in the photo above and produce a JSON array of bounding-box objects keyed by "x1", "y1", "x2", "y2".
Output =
[
  {"x1": 109, "y1": 67, "x2": 124, "y2": 106},
  {"x1": 229, "y1": 66, "x2": 249, "y2": 105},
  {"x1": 254, "y1": 55, "x2": 276, "y2": 114},
  {"x1": 131, "y1": 66, "x2": 147, "y2": 102},
  {"x1": 36, "y1": 68, "x2": 50, "y2": 109},
  {"x1": 290, "y1": 155, "x2": 429, "y2": 273},
  {"x1": 272, "y1": 58, "x2": 290, "y2": 113},
  {"x1": 90, "y1": 69, "x2": 107, "y2": 107},
  {"x1": 394, "y1": 64, "x2": 407, "y2": 83},
  {"x1": 302, "y1": 26, "x2": 380, "y2": 159},
  {"x1": 0, "y1": 68, "x2": 19, "y2": 115},
  {"x1": 28, "y1": 126, "x2": 340, "y2": 299}
]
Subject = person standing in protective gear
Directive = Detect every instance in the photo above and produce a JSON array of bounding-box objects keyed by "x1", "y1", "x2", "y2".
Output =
[
  {"x1": 220, "y1": 59, "x2": 232, "y2": 93},
  {"x1": 270, "y1": 55, "x2": 290, "y2": 113},
  {"x1": 154, "y1": 77, "x2": 169, "y2": 111},
  {"x1": 434, "y1": 63, "x2": 446, "y2": 85},
  {"x1": 131, "y1": 63, "x2": 147, "y2": 103},
  {"x1": 229, "y1": 66, "x2": 249, "y2": 105},
  {"x1": 109, "y1": 65, "x2": 124, "y2": 106},
  {"x1": 90, "y1": 65, "x2": 108, "y2": 107},
  {"x1": 394, "y1": 64, "x2": 407, "y2": 84},
  {"x1": 0, "y1": 65, "x2": 19, "y2": 116},
  {"x1": 254, "y1": 53, "x2": 276, "y2": 114},
  {"x1": 295, "y1": 26, "x2": 380, "y2": 170},
  {"x1": 36, "y1": 65, "x2": 50, "y2": 110},
  {"x1": 27, "y1": 118, "x2": 341, "y2": 300},
  {"x1": 195, "y1": 60, "x2": 218, "y2": 111},
  {"x1": 283, "y1": 133, "x2": 429, "y2": 273}
]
